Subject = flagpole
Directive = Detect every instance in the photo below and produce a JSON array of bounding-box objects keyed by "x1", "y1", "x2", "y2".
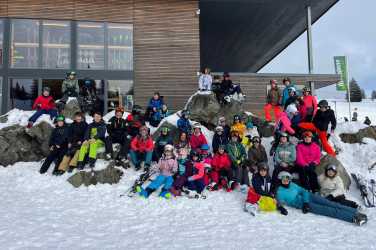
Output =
[{"x1": 346, "y1": 56, "x2": 351, "y2": 120}]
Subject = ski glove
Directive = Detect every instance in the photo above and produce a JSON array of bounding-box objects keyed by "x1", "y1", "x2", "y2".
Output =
[
  {"x1": 302, "y1": 203, "x2": 310, "y2": 214},
  {"x1": 277, "y1": 205, "x2": 288, "y2": 216},
  {"x1": 187, "y1": 177, "x2": 194, "y2": 182}
]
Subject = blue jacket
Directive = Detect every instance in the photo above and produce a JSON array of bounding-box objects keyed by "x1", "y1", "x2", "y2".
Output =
[
  {"x1": 282, "y1": 84, "x2": 296, "y2": 106},
  {"x1": 177, "y1": 117, "x2": 191, "y2": 134},
  {"x1": 148, "y1": 98, "x2": 164, "y2": 110},
  {"x1": 276, "y1": 182, "x2": 311, "y2": 209}
]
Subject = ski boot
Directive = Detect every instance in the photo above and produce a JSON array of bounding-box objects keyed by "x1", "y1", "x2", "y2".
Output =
[
  {"x1": 353, "y1": 213, "x2": 368, "y2": 226},
  {"x1": 159, "y1": 189, "x2": 172, "y2": 199},
  {"x1": 26, "y1": 122, "x2": 33, "y2": 129},
  {"x1": 88, "y1": 158, "x2": 96, "y2": 168},
  {"x1": 207, "y1": 182, "x2": 219, "y2": 191},
  {"x1": 67, "y1": 166, "x2": 75, "y2": 173},
  {"x1": 170, "y1": 187, "x2": 181, "y2": 197},
  {"x1": 77, "y1": 161, "x2": 85, "y2": 170},
  {"x1": 136, "y1": 187, "x2": 155, "y2": 198}
]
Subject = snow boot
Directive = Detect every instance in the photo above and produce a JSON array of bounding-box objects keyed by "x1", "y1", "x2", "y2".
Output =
[
  {"x1": 77, "y1": 161, "x2": 85, "y2": 170},
  {"x1": 39, "y1": 165, "x2": 49, "y2": 174},
  {"x1": 68, "y1": 166, "x2": 75, "y2": 173},
  {"x1": 137, "y1": 187, "x2": 155, "y2": 198},
  {"x1": 170, "y1": 187, "x2": 181, "y2": 197},
  {"x1": 88, "y1": 158, "x2": 96, "y2": 168},
  {"x1": 159, "y1": 189, "x2": 172, "y2": 199},
  {"x1": 207, "y1": 182, "x2": 218, "y2": 191},
  {"x1": 353, "y1": 213, "x2": 368, "y2": 226},
  {"x1": 26, "y1": 122, "x2": 33, "y2": 129}
]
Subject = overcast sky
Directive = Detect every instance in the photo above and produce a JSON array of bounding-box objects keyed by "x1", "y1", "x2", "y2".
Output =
[{"x1": 260, "y1": 0, "x2": 376, "y2": 94}]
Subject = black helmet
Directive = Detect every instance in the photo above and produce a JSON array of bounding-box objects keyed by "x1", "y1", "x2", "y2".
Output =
[
  {"x1": 181, "y1": 110, "x2": 190, "y2": 118},
  {"x1": 252, "y1": 136, "x2": 261, "y2": 143},
  {"x1": 190, "y1": 150, "x2": 201, "y2": 161},
  {"x1": 302, "y1": 87, "x2": 310, "y2": 93},
  {"x1": 233, "y1": 115, "x2": 241, "y2": 122},
  {"x1": 318, "y1": 100, "x2": 329, "y2": 108}
]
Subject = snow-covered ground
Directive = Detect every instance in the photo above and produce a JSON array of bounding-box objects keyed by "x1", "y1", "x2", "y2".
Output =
[
  {"x1": 1, "y1": 107, "x2": 376, "y2": 249},
  {"x1": 327, "y1": 99, "x2": 376, "y2": 125}
]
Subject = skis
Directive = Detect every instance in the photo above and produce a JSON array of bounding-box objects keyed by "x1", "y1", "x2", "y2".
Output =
[
  {"x1": 181, "y1": 187, "x2": 207, "y2": 199},
  {"x1": 351, "y1": 173, "x2": 375, "y2": 208},
  {"x1": 120, "y1": 169, "x2": 156, "y2": 198}
]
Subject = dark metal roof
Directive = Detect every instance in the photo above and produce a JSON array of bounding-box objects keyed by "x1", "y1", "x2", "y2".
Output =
[{"x1": 200, "y1": 0, "x2": 339, "y2": 72}]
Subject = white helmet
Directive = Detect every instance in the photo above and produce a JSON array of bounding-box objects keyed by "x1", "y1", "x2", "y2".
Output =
[
  {"x1": 278, "y1": 171, "x2": 292, "y2": 180},
  {"x1": 215, "y1": 126, "x2": 224, "y2": 132},
  {"x1": 286, "y1": 104, "x2": 298, "y2": 114},
  {"x1": 164, "y1": 144, "x2": 174, "y2": 152}
]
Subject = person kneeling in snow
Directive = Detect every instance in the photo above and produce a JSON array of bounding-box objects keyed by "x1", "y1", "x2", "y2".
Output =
[
  {"x1": 318, "y1": 165, "x2": 359, "y2": 209},
  {"x1": 276, "y1": 171, "x2": 367, "y2": 226},
  {"x1": 208, "y1": 145, "x2": 232, "y2": 191},
  {"x1": 137, "y1": 144, "x2": 177, "y2": 199},
  {"x1": 40, "y1": 115, "x2": 69, "y2": 175},
  {"x1": 27, "y1": 86, "x2": 58, "y2": 128},
  {"x1": 77, "y1": 112, "x2": 106, "y2": 170},
  {"x1": 130, "y1": 126, "x2": 154, "y2": 171}
]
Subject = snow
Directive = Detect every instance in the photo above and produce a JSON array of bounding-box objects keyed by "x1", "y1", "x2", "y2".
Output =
[{"x1": 1, "y1": 106, "x2": 376, "y2": 249}]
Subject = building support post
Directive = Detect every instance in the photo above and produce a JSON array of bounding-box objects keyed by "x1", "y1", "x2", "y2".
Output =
[{"x1": 306, "y1": 5, "x2": 315, "y2": 95}]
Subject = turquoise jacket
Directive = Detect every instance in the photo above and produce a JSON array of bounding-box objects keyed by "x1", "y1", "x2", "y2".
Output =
[
  {"x1": 282, "y1": 84, "x2": 296, "y2": 106},
  {"x1": 276, "y1": 182, "x2": 311, "y2": 209}
]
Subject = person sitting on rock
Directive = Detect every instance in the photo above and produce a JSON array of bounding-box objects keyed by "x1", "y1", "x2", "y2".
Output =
[
  {"x1": 198, "y1": 67, "x2": 212, "y2": 91},
  {"x1": 57, "y1": 71, "x2": 80, "y2": 112},
  {"x1": 154, "y1": 126, "x2": 173, "y2": 161},
  {"x1": 248, "y1": 136, "x2": 268, "y2": 174},
  {"x1": 281, "y1": 77, "x2": 296, "y2": 107},
  {"x1": 271, "y1": 132, "x2": 296, "y2": 190},
  {"x1": 264, "y1": 79, "x2": 282, "y2": 122},
  {"x1": 160, "y1": 104, "x2": 171, "y2": 120},
  {"x1": 212, "y1": 75, "x2": 223, "y2": 103},
  {"x1": 77, "y1": 112, "x2": 106, "y2": 170},
  {"x1": 177, "y1": 110, "x2": 192, "y2": 135},
  {"x1": 57, "y1": 112, "x2": 88, "y2": 174},
  {"x1": 174, "y1": 131, "x2": 191, "y2": 154},
  {"x1": 364, "y1": 116, "x2": 371, "y2": 126},
  {"x1": 276, "y1": 171, "x2": 367, "y2": 226},
  {"x1": 189, "y1": 123, "x2": 208, "y2": 153},
  {"x1": 208, "y1": 144, "x2": 232, "y2": 191},
  {"x1": 212, "y1": 126, "x2": 229, "y2": 153},
  {"x1": 149, "y1": 107, "x2": 162, "y2": 127},
  {"x1": 298, "y1": 100, "x2": 337, "y2": 157},
  {"x1": 127, "y1": 105, "x2": 145, "y2": 138},
  {"x1": 27, "y1": 86, "x2": 58, "y2": 128},
  {"x1": 79, "y1": 78, "x2": 98, "y2": 115},
  {"x1": 226, "y1": 131, "x2": 248, "y2": 191},
  {"x1": 104, "y1": 107, "x2": 130, "y2": 165},
  {"x1": 299, "y1": 87, "x2": 317, "y2": 122},
  {"x1": 137, "y1": 144, "x2": 177, "y2": 199},
  {"x1": 218, "y1": 116, "x2": 231, "y2": 139},
  {"x1": 295, "y1": 131, "x2": 321, "y2": 193},
  {"x1": 39, "y1": 115, "x2": 69, "y2": 175},
  {"x1": 284, "y1": 87, "x2": 300, "y2": 110},
  {"x1": 146, "y1": 92, "x2": 164, "y2": 122},
  {"x1": 231, "y1": 115, "x2": 247, "y2": 139},
  {"x1": 130, "y1": 126, "x2": 154, "y2": 171},
  {"x1": 318, "y1": 164, "x2": 359, "y2": 209}
]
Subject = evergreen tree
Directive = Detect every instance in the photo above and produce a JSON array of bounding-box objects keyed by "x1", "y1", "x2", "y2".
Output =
[
  {"x1": 371, "y1": 90, "x2": 376, "y2": 101},
  {"x1": 360, "y1": 89, "x2": 366, "y2": 99},
  {"x1": 347, "y1": 78, "x2": 362, "y2": 102}
]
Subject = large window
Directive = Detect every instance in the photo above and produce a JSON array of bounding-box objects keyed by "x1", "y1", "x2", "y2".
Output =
[
  {"x1": 77, "y1": 22, "x2": 105, "y2": 70},
  {"x1": 43, "y1": 21, "x2": 70, "y2": 69},
  {"x1": 108, "y1": 24, "x2": 133, "y2": 70},
  {"x1": 11, "y1": 19, "x2": 40, "y2": 68},
  {"x1": 0, "y1": 20, "x2": 3, "y2": 66},
  {"x1": 108, "y1": 80, "x2": 134, "y2": 111},
  {"x1": 10, "y1": 79, "x2": 38, "y2": 110}
]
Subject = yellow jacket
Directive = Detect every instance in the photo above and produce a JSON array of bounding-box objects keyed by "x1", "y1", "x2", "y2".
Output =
[{"x1": 231, "y1": 122, "x2": 247, "y2": 138}]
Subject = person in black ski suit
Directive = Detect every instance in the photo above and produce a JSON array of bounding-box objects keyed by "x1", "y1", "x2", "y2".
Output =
[
  {"x1": 79, "y1": 78, "x2": 98, "y2": 115},
  {"x1": 40, "y1": 115, "x2": 69, "y2": 175},
  {"x1": 105, "y1": 107, "x2": 130, "y2": 164},
  {"x1": 252, "y1": 163, "x2": 273, "y2": 197},
  {"x1": 212, "y1": 126, "x2": 229, "y2": 153}
]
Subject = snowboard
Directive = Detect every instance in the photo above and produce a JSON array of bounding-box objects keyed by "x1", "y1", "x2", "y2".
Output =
[{"x1": 351, "y1": 173, "x2": 375, "y2": 208}]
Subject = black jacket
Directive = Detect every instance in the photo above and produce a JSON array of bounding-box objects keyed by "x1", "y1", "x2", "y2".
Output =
[
  {"x1": 212, "y1": 133, "x2": 229, "y2": 153},
  {"x1": 49, "y1": 125, "x2": 69, "y2": 148},
  {"x1": 107, "y1": 116, "x2": 129, "y2": 138},
  {"x1": 252, "y1": 173, "x2": 273, "y2": 197},
  {"x1": 68, "y1": 121, "x2": 88, "y2": 144},
  {"x1": 248, "y1": 145, "x2": 268, "y2": 166},
  {"x1": 313, "y1": 109, "x2": 336, "y2": 131},
  {"x1": 84, "y1": 120, "x2": 106, "y2": 141}
]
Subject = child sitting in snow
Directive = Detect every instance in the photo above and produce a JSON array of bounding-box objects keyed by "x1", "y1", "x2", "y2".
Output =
[
  {"x1": 181, "y1": 150, "x2": 206, "y2": 198},
  {"x1": 170, "y1": 147, "x2": 191, "y2": 196},
  {"x1": 27, "y1": 86, "x2": 58, "y2": 128},
  {"x1": 199, "y1": 144, "x2": 212, "y2": 186},
  {"x1": 190, "y1": 123, "x2": 208, "y2": 153},
  {"x1": 208, "y1": 145, "x2": 232, "y2": 191},
  {"x1": 137, "y1": 144, "x2": 178, "y2": 199}
]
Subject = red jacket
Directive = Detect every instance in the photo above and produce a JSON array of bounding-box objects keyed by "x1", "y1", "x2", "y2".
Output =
[
  {"x1": 190, "y1": 133, "x2": 208, "y2": 151},
  {"x1": 130, "y1": 136, "x2": 154, "y2": 152},
  {"x1": 295, "y1": 142, "x2": 321, "y2": 167},
  {"x1": 211, "y1": 153, "x2": 231, "y2": 171},
  {"x1": 300, "y1": 95, "x2": 318, "y2": 119},
  {"x1": 32, "y1": 95, "x2": 56, "y2": 110},
  {"x1": 246, "y1": 187, "x2": 261, "y2": 204},
  {"x1": 190, "y1": 162, "x2": 205, "y2": 181}
]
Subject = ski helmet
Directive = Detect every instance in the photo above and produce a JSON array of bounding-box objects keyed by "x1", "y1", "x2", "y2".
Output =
[
  {"x1": 252, "y1": 136, "x2": 261, "y2": 144},
  {"x1": 302, "y1": 87, "x2": 310, "y2": 93},
  {"x1": 318, "y1": 100, "x2": 329, "y2": 108},
  {"x1": 279, "y1": 132, "x2": 289, "y2": 138},
  {"x1": 286, "y1": 104, "x2": 298, "y2": 114},
  {"x1": 215, "y1": 126, "x2": 224, "y2": 133},
  {"x1": 181, "y1": 110, "x2": 189, "y2": 118},
  {"x1": 55, "y1": 115, "x2": 65, "y2": 122},
  {"x1": 233, "y1": 115, "x2": 241, "y2": 122},
  {"x1": 302, "y1": 131, "x2": 313, "y2": 138},
  {"x1": 288, "y1": 87, "x2": 296, "y2": 94},
  {"x1": 161, "y1": 126, "x2": 169, "y2": 134},
  {"x1": 278, "y1": 171, "x2": 292, "y2": 180},
  {"x1": 218, "y1": 144, "x2": 226, "y2": 151},
  {"x1": 190, "y1": 150, "x2": 201, "y2": 161},
  {"x1": 164, "y1": 144, "x2": 174, "y2": 152},
  {"x1": 193, "y1": 123, "x2": 201, "y2": 130}
]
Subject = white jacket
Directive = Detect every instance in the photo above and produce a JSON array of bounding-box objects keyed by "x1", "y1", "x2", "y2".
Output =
[
  {"x1": 318, "y1": 174, "x2": 346, "y2": 198},
  {"x1": 198, "y1": 74, "x2": 212, "y2": 91}
]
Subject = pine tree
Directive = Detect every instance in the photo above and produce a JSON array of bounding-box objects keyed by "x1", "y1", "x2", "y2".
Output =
[
  {"x1": 360, "y1": 89, "x2": 366, "y2": 99},
  {"x1": 371, "y1": 90, "x2": 376, "y2": 101},
  {"x1": 347, "y1": 78, "x2": 362, "y2": 102}
]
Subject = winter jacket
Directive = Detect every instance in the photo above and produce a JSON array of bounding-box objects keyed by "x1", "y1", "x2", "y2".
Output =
[
  {"x1": 252, "y1": 173, "x2": 273, "y2": 197},
  {"x1": 177, "y1": 118, "x2": 191, "y2": 134},
  {"x1": 266, "y1": 87, "x2": 282, "y2": 106},
  {"x1": 275, "y1": 112, "x2": 295, "y2": 135},
  {"x1": 68, "y1": 121, "x2": 88, "y2": 145},
  {"x1": 107, "y1": 116, "x2": 129, "y2": 138},
  {"x1": 211, "y1": 153, "x2": 231, "y2": 171},
  {"x1": 301, "y1": 95, "x2": 318, "y2": 119},
  {"x1": 189, "y1": 162, "x2": 205, "y2": 181},
  {"x1": 284, "y1": 96, "x2": 300, "y2": 110},
  {"x1": 275, "y1": 142, "x2": 296, "y2": 166},
  {"x1": 318, "y1": 174, "x2": 346, "y2": 198},
  {"x1": 62, "y1": 79, "x2": 79, "y2": 95},
  {"x1": 221, "y1": 80, "x2": 233, "y2": 95},
  {"x1": 248, "y1": 145, "x2": 268, "y2": 166},
  {"x1": 84, "y1": 120, "x2": 106, "y2": 141},
  {"x1": 158, "y1": 156, "x2": 178, "y2": 176},
  {"x1": 175, "y1": 140, "x2": 191, "y2": 153},
  {"x1": 32, "y1": 95, "x2": 56, "y2": 110},
  {"x1": 160, "y1": 110, "x2": 171, "y2": 120},
  {"x1": 148, "y1": 98, "x2": 164, "y2": 110},
  {"x1": 177, "y1": 158, "x2": 188, "y2": 176},
  {"x1": 276, "y1": 182, "x2": 311, "y2": 209},
  {"x1": 190, "y1": 133, "x2": 208, "y2": 151},
  {"x1": 313, "y1": 109, "x2": 336, "y2": 132},
  {"x1": 49, "y1": 125, "x2": 69, "y2": 147},
  {"x1": 212, "y1": 133, "x2": 229, "y2": 153},
  {"x1": 282, "y1": 84, "x2": 296, "y2": 106},
  {"x1": 128, "y1": 116, "x2": 145, "y2": 138},
  {"x1": 226, "y1": 142, "x2": 247, "y2": 166},
  {"x1": 295, "y1": 142, "x2": 321, "y2": 167},
  {"x1": 155, "y1": 134, "x2": 173, "y2": 155},
  {"x1": 198, "y1": 74, "x2": 213, "y2": 91},
  {"x1": 231, "y1": 122, "x2": 247, "y2": 138},
  {"x1": 130, "y1": 136, "x2": 154, "y2": 152}
]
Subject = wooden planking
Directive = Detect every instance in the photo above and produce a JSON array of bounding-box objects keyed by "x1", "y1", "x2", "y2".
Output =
[{"x1": 133, "y1": 0, "x2": 200, "y2": 110}]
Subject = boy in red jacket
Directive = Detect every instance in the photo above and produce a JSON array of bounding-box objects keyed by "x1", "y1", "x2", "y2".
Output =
[
  {"x1": 208, "y1": 145, "x2": 232, "y2": 191},
  {"x1": 27, "y1": 87, "x2": 58, "y2": 128},
  {"x1": 130, "y1": 126, "x2": 154, "y2": 171}
]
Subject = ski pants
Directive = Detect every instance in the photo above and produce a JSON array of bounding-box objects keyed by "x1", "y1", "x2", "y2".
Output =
[
  {"x1": 211, "y1": 169, "x2": 233, "y2": 184},
  {"x1": 130, "y1": 150, "x2": 153, "y2": 167},
  {"x1": 58, "y1": 150, "x2": 80, "y2": 171},
  {"x1": 40, "y1": 147, "x2": 66, "y2": 173},
  {"x1": 308, "y1": 194, "x2": 357, "y2": 223},
  {"x1": 326, "y1": 195, "x2": 358, "y2": 209},
  {"x1": 105, "y1": 134, "x2": 130, "y2": 159},
  {"x1": 264, "y1": 104, "x2": 282, "y2": 122},
  {"x1": 147, "y1": 175, "x2": 174, "y2": 191},
  {"x1": 297, "y1": 165, "x2": 319, "y2": 192},
  {"x1": 29, "y1": 109, "x2": 58, "y2": 123},
  {"x1": 298, "y1": 122, "x2": 336, "y2": 157},
  {"x1": 173, "y1": 175, "x2": 188, "y2": 190},
  {"x1": 187, "y1": 179, "x2": 205, "y2": 193},
  {"x1": 78, "y1": 140, "x2": 104, "y2": 162},
  {"x1": 233, "y1": 165, "x2": 250, "y2": 186}
]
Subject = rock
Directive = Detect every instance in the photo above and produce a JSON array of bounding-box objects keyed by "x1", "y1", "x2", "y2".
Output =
[
  {"x1": 67, "y1": 164, "x2": 124, "y2": 188},
  {"x1": 247, "y1": 115, "x2": 275, "y2": 138},
  {"x1": 61, "y1": 98, "x2": 81, "y2": 120},
  {"x1": 185, "y1": 92, "x2": 243, "y2": 127},
  {"x1": 339, "y1": 126, "x2": 376, "y2": 144},
  {"x1": 0, "y1": 122, "x2": 53, "y2": 166},
  {"x1": 152, "y1": 121, "x2": 181, "y2": 143},
  {"x1": 0, "y1": 114, "x2": 8, "y2": 123},
  {"x1": 316, "y1": 155, "x2": 351, "y2": 189}
]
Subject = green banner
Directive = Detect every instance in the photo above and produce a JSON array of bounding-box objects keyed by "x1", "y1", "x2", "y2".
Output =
[{"x1": 334, "y1": 56, "x2": 348, "y2": 91}]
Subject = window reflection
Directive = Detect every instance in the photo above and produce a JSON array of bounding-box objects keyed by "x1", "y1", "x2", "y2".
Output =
[
  {"x1": 108, "y1": 80, "x2": 134, "y2": 111},
  {"x1": 10, "y1": 79, "x2": 39, "y2": 110},
  {"x1": 108, "y1": 24, "x2": 133, "y2": 70},
  {"x1": 43, "y1": 21, "x2": 70, "y2": 68}
]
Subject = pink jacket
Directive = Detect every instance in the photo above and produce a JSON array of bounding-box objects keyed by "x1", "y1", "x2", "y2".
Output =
[
  {"x1": 158, "y1": 157, "x2": 178, "y2": 176},
  {"x1": 190, "y1": 162, "x2": 205, "y2": 181},
  {"x1": 296, "y1": 142, "x2": 321, "y2": 167},
  {"x1": 275, "y1": 112, "x2": 295, "y2": 135}
]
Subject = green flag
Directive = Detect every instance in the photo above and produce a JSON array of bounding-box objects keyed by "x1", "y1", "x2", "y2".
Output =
[{"x1": 334, "y1": 56, "x2": 348, "y2": 91}]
